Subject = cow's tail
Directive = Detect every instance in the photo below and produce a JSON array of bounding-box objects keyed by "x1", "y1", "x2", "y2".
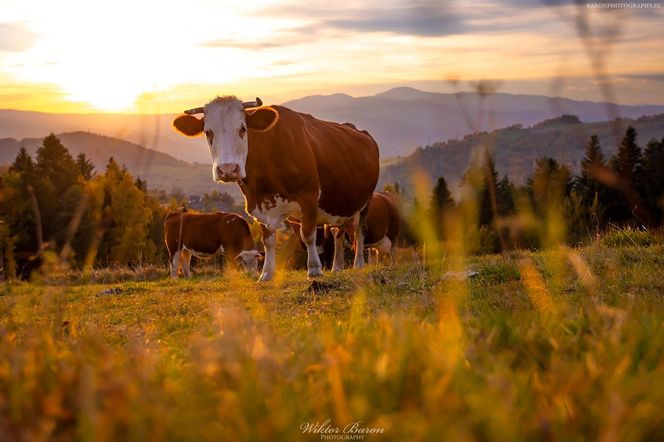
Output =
[{"x1": 164, "y1": 212, "x2": 180, "y2": 223}]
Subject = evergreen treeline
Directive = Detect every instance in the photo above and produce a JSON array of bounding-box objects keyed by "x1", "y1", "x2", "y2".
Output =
[
  {"x1": 0, "y1": 134, "x2": 168, "y2": 278},
  {"x1": 2, "y1": 127, "x2": 663, "y2": 278},
  {"x1": 406, "y1": 126, "x2": 664, "y2": 253}
]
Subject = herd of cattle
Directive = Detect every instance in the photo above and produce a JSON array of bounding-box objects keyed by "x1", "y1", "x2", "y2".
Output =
[{"x1": 166, "y1": 96, "x2": 401, "y2": 281}]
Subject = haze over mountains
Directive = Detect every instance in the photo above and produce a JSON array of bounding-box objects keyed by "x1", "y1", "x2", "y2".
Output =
[
  {"x1": 2, "y1": 87, "x2": 664, "y2": 163},
  {"x1": 283, "y1": 87, "x2": 664, "y2": 158},
  {"x1": 2, "y1": 87, "x2": 664, "y2": 198}
]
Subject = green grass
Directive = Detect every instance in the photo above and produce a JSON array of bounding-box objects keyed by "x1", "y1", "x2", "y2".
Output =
[{"x1": 1, "y1": 245, "x2": 663, "y2": 441}]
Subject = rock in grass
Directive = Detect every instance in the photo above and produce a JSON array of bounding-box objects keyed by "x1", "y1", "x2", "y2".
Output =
[
  {"x1": 442, "y1": 270, "x2": 479, "y2": 281},
  {"x1": 97, "y1": 287, "x2": 124, "y2": 296}
]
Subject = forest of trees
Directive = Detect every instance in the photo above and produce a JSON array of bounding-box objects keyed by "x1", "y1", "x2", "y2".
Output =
[
  {"x1": 401, "y1": 125, "x2": 664, "y2": 253},
  {"x1": 0, "y1": 134, "x2": 245, "y2": 280},
  {"x1": 1, "y1": 126, "x2": 663, "y2": 279},
  {"x1": 0, "y1": 135, "x2": 171, "y2": 278}
]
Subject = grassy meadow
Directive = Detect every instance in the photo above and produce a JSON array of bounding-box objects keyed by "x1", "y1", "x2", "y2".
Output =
[{"x1": 1, "y1": 237, "x2": 664, "y2": 441}]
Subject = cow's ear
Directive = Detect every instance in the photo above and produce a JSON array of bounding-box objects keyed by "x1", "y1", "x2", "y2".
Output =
[
  {"x1": 245, "y1": 107, "x2": 279, "y2": 132},
  {"x1": 172, "y1": 114, "x2": 204, "y2": 137}
]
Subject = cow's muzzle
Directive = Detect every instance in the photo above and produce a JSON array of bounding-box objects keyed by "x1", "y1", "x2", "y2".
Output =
[{"x1": 215, "y1": 163, "x2": 242, "y2": 182}]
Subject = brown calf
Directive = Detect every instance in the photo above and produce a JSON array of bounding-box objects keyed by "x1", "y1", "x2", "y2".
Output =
[{"x1": 164, "y1": 212, "x2": 261, "y2": 278}]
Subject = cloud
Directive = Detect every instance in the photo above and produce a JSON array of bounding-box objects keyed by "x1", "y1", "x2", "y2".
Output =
[
  {"x1": 254, "y1": 0, "x2": 468, "y2": 37},
  {"x1": 0, "y1": 23, "x2": 35, "y2": 52},
  {"x1": 326, "y1": 4, "x2": 466, "y2": 37},
  {"x1": 622, "y1": 73, "x2": 664, "y2": 82},
  {"x1": 200, "y1": 39, "x2": 289, "y2": 50}
]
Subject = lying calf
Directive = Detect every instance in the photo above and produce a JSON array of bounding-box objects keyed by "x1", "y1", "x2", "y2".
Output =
[{"x1": 164, "y1": 212, "x2": 263, "y2": 278}]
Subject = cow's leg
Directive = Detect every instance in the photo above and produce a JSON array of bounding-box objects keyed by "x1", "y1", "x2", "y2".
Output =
[
  {"x1": 389, "y1": 242, "x2": 397, "y2": 265},
  {"x1": 300, "y1": 215, "x2": 323, "y2": 279},
  {"x1": 180, "y1": 250, "x2": 192, "y2": 278},
  {"x1": 332, "y1": 227, "x2": 346, "y2": 272},
  {"x1": 353, "y1": 213, "x2": 366, "y2": 269},
  {"x1": 258, "y1": 225, "x2": 276, "y2": 282},
  {"x1": 170, "y1": 251, "x2": 180, "y2": 278}
]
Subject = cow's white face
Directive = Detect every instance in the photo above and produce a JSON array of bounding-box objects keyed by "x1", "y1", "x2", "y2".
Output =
[
  {"x1": 235, "y1": 249, "x2": 264, "y2": 273},
  {"x1": 171, "y1": 96, "x2": 280, "y2": 183},
  {"x1": 204, "y1": 99, "x2": 248, "y2": 182}
]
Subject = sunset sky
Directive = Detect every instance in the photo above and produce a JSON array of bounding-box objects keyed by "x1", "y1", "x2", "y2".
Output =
[{"x1": 1, "y1": 0, "x2": 663, "y2": 113}]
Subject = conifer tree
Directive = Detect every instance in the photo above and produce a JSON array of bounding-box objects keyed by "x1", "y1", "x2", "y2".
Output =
[
  {"x1": 528, "y1": 157, "x2": 571, "y2": 216},
  {"x1": 76, "y1": 152, "x2": 95, "y2": 180},
  {"x1": 607, "y1": 126, "x2": 651, "y2": 225},
  {"x1": 611, "y1": 126, "x2": 642, "y2": 187},
  {"x1": 35, "y1": 134, "x2": 78, "y2": 194},
  {"x1": 641, "y1": 137, "x2": 664, "y2": 224},
  {"x1": 428, "y1": 176, "x2": 455, "y2": 237},
  {"x1": 10, "y1": 147, "x2": 34, "y2": 175},
  {"x1": 575, "y1": 134, "x2": 608, "y2": 225}
]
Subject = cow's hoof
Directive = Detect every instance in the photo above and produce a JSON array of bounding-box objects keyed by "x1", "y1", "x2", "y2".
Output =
[
  {"x1": 257, "y1": 273, "x2": 273, "y2": 283},
  {"x1": 307, "y1": 267, "x2": 324, "y2": 279},
  {"x1": 331, "y1": 266, "x2": 344, "y2": 273}
]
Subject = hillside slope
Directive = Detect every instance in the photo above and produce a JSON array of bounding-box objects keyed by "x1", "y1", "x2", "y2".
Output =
[
  {"x1": 0, "y1": 131, "x2": 240, "y2": 197},
  {"x1": 378, "y1": 113, "x2": 664, "y2": 194}
]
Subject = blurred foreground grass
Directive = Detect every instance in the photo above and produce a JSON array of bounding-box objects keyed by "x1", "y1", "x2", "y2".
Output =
[{"x1": 1, "y1": 244, "x2": 663, "y2": 441}]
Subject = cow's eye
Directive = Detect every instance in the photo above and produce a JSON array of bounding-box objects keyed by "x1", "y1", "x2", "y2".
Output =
[
  {"x1": 205, "y1": 130, "x2": 213, "y2": 143},
  {"x1": 239, "y1": 125, "x2": 247, "y2": 138}
]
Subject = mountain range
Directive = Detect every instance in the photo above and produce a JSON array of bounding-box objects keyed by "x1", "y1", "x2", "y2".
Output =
[
  {"x1": 283, "y1": 87, "x2": 664, "y2": 158},
  {"x1": 2, "y1": 87, "x2": 664, "y2": 163},
  {"x1": 1, "y1": 87, "x2": 664, "y2": 198}
]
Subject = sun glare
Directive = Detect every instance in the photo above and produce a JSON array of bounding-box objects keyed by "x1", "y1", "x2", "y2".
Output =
[{"x1": 2, "y1": 0, "x2": 286, "y2": 112}]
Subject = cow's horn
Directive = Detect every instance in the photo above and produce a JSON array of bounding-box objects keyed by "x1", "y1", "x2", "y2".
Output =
[
  {"x1": 184, "y1": 107, "x2": 205, "y2": 115},
  {"x1": 242, "y1": 97, "x2": 263, "y2": 109}
]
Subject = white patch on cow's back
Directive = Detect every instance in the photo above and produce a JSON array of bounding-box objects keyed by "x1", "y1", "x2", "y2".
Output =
[{"x1": 250, "y1": 195, "x2": 301, "y2": 231}]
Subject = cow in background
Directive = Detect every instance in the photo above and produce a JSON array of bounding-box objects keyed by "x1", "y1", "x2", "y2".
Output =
[
  {"x1": 164, "y1": 212, "x2": 262, "y2": 278},
  {"x1": 172, "y1": 96, "x2": 379, "y2": 281},
  {"x1": 284, "y1": 221, "x2": 336, "y2": 270},
  {"x1": 333, "y1": 192, "x2": 401, "y2": 265},
  {"x1": 363, "y1": 192, "x2": 401, "y2": 264}
]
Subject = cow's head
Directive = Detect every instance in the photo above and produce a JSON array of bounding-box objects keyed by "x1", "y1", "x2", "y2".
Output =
[
  {"x1": 172, "y1": 96, "x2": 279, "y2": 182},
  {"x1": 234, "y1": 249, "x2": 264, "y2": 273}
]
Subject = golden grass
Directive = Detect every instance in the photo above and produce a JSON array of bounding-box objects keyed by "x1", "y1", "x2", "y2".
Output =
[{"x1": 1, "y1": 244, "x2": 663, "y2": 441}]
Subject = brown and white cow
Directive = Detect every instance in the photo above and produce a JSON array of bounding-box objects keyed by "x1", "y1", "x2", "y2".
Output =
[
  {"x1": 362, "y1": 192, "x2": 401, "y2": 264},
  {"x1": 164, "y1": 211, "x2": 262, "y2": 278},
  {"x1": 172, "y1": 96, "x2": 380, "y2": 281},
  {"x1": 284, "y1": 221, "x2": 336, "y2": 270},
  {"x1": 331, "y1": 191, "x2": 402, "y2": 265}
]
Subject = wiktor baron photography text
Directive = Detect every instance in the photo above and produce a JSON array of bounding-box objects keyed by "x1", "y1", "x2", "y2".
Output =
[{"x1": 300, "y1": 420, "x2": 385, "y2": 440}]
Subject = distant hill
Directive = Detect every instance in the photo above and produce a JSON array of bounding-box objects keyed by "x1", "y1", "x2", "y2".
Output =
[
  {"x1": 3, "y1": 87, "x2": 664, "y2": 163},
  {"x1": 0, "y1": 110, "x2": 210, "y2": 163},
  {"x1": 378, "y1": 113, "x2": 664, "y2": 196},
  {"x1": 0, "y1": 131, "x2": 242, "y2": 198},
  {"x1": 284, "y1": 88, "x2": 664, "y2": 157},
  {"x1": 0, "y1": 131, "x2": 185, "y2": 169}
]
